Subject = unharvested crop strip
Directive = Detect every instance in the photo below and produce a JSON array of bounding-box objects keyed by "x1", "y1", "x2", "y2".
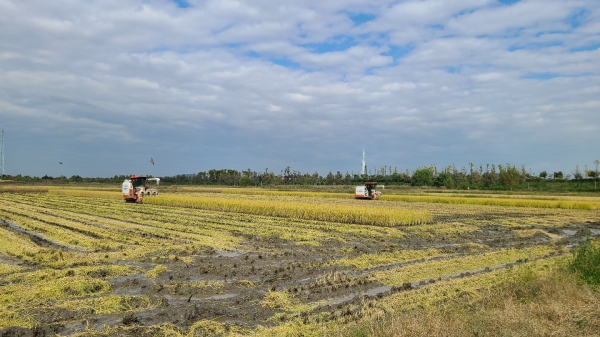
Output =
[
  {"x1": 381, "y1": 194, "x2": 596, "y2": 209},
  {"x1": 45, "y1": 190, "x2": 431, "y2": 226},
  {"x1": 22, "y1": 194, "x2": 406, "y2": 244},
  {"x1": 145, "y1": 194, "x2": 431, "y2": 226}
]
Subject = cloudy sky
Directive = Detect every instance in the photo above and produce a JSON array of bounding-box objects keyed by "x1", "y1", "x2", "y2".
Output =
[{"x1": 1, "y1": 0, "x2": 599, "y2": 178}]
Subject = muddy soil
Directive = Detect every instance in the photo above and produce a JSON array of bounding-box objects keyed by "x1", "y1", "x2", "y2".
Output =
[{"x1": 2, "y1": 216, "x2": 599, "y2": 336}]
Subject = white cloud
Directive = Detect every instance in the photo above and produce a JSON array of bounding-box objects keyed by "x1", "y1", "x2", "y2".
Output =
[
  {"x1": 0, "y1": 0, "x2": 599, "y2": 176},
  {"x1": 445, "y1": 1, "x2": 572, "y2": 37},
  {"x1": 287, "y1": 93, "x2": 312, "y2": 102},
  {"x1": 382, "y1": 82, "x2": 417, "y2": 91},
  {"x1": 268, "y1": 104, "x2": 282, "y2": 112},
  {"x1": 472, "y1": 72, "x2": 504, "y2": 82}
]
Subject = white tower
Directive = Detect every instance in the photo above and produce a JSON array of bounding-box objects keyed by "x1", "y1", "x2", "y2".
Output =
[
  {"x1": 361, "y1": 149, "x2": 366, "y2": 176},
  {"x1": 0, "y1": 129, "x2": 4, "y2": 175}
]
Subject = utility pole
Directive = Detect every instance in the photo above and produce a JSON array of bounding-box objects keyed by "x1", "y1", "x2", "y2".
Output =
[
  {"x1": 0, "y1": 129, "x2": 4, "y2": 176},
  {"x1": 595, "y1": 160, "x2": 599, "y2": 191}
]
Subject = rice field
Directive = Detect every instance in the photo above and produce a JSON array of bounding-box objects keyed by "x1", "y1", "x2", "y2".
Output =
[{"x1": 0, "y1": 186, "x2": 599, "y2": 336}]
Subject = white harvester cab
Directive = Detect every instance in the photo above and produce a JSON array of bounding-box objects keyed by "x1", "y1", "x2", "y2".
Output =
[{"x1": 354, "y1": 182, "x2": 381, "y2": 200}]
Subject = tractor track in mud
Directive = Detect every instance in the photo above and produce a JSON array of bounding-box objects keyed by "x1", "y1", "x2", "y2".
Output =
[
  {"x1": 306, "y1": 250, "x2": 566, "y2": 314},
  {"x1": 0, "y1": 218, "x2": 87, "y2": 253}
]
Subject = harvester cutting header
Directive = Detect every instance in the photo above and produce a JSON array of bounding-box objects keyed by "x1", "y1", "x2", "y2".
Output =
[{"x1": 122, "y1": 175, "x2": 160, "y2": 203}]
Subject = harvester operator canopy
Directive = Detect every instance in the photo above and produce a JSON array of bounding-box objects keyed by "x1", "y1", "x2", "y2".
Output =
[{"x1": 130, "y1": 176, "x2": 147, "y2": 188}]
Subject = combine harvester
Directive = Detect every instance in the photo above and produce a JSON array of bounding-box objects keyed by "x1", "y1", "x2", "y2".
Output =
[
  {"x1": 354, "y1": 181, "x2": 382, "y2": 200},
  {"x1": 122, "y1": 175, "x2": 160, "y2": 203}
]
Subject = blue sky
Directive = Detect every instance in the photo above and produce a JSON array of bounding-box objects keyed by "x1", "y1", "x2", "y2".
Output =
[{"x1": 0, "y1": 0, "x2": 599, "y2": 178}]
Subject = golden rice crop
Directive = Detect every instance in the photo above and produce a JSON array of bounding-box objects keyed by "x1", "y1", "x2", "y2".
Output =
[
  {"x1": 165, "y1": 186, "x2": 600, "y2": 210},
  {"x1": 0, "y1": 263, "x2": 23, "y2": 276},
  {"x1": 381, "y1": 194, "x2": 597, "y2": 209},
  {"x1": 58, "y1": 295, "x2": 153, "y2": 315},
  {"x1": 49, "y1": 189, "x2": 121, "y2": 199},
  {"x1": 220, "y1": 188, "x2": 352, "y2": 199},
  {"x1": 0, "y1": 185, "x2": 49, "y2": 193},
  {"x1": 144, "y1": 194, "x2": 431, "y2": 226},
  {"x1": 48, "y1": 187, "x2": 598, "y2": 210}
]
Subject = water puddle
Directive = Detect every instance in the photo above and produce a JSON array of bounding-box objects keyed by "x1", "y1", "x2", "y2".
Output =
[
  {"x1": 539, "y1": 230, "x2": 562, "y2": 240},
  {"x1": 206, "y1": 293, "x2": 238, "y2": 300},
  {"x1": 112, "y1": 287, "x2": 143, "y2": 296},
  {"x1": 430, "y1": 243, "x2": 454, "y2": 248},
  {"x1": 327, "y1": 294, "x2": 355, "y2": 305},
  {"x1": 324, "y1": 286, "x2": 391, "y2": 306},
  {"x1": 189, "y1": 275, "x2": 234, "y2": 283},
  {"x1": 113, "y1": 260, "x2": 154, "y2": 268},
  {"x1": 162, "y1": 292, "x2": 239, "y2": 303},
  {"x1": 215, "y1": 250, "x2": 243, "y2": 258},
  {"x1": 93, "y1": 316, "x2": 122, "y2": 330},
  {"x1": 563, "y1": 229, "x2": 577, "y2": 236},
  {"x1": 364, "y1": 286, "x2": 391, "y2": 297}
]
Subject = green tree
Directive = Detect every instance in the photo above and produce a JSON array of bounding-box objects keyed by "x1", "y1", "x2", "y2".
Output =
[
  {"x1": 334, "y1": 171, "x2": 343, "y2": 185},
  {"x1": 451, "y1": 167, "x2": 468, "y2": 188},
  {"x1": 344, "y1": 172, "x2": 352, "y2": 185},
  {"x1": 434, "y1": 172, "x2": 451, "y2": 188},
  {"x1": 574, "y1": 165, "x2": 583, "y2": 181},
  {"x1": 482, "y1": 164, "x2": 497, "y2": 187},
  {"x1": 444, "y1": 175, "x2": 455, "y2": 189},
  {"x1": 325, "y1": 171, "x2": 334, "y2": 185},
  {"x1": 239, "y1": 175, "x2": 251, "y2": 186},
  {"x1": 499, "y1": 165, "x2": 520, "y2": 189},
  {"x1": 469, "y1": 171, "x2": 482, "y2": 187},
  {"x1": 411, "y1": 167, "x2": 433, "y2": 187}
]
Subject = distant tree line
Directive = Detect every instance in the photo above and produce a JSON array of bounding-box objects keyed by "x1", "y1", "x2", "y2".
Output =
[
  {"x1": 409, "y1": 162, "x2": 600, "y2": 191},
  {"x1": 1, "y1": 161, "x2": 599, "y2": 191}
]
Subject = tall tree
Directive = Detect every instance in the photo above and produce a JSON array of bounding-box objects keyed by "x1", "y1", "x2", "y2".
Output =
[{"x1": 411, "y1": 167, "x2": 434, "y2": 187}]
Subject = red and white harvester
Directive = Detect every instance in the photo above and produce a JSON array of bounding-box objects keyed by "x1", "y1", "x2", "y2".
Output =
[
  {"x1": 354, "y1": 181, "x2": 381, "y2": 200},
  {"x1": 122, "y1": 175, "x2": 160, "y2": 203}
]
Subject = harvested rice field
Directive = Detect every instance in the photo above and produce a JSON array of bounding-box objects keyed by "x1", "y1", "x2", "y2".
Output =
[{"x1": 0, "y1": 187, "x2": 599, "y2": 336}]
